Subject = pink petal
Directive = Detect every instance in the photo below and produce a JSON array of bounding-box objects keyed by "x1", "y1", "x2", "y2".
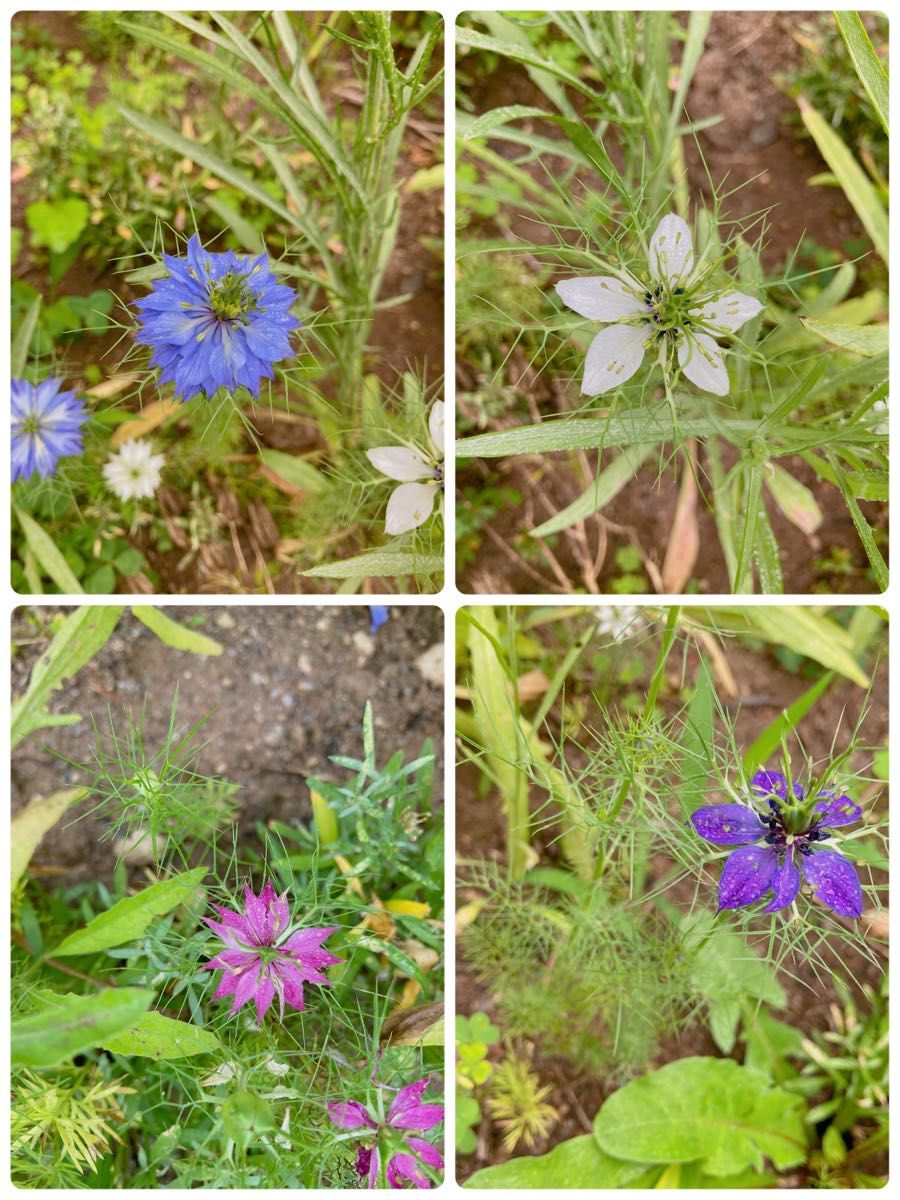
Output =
[
  {"x1": 229, "y1": 965, "x2": 261, "y2": 1014},
  {"x1": 327, "y1": 1101, "x2": 377, "y2": 1131},
  {"x1": 281, "y1": 925, "x2": 340, "y2": 955},
  {"x1": 386, "y1": 1152, "x2": 431, "y2": 1188},
  {"x1": 407, "y1": 1138, "x2": 444, "y2": 1172},
  {"x1": 388, "y1": 1079, "x2": 444, "y2": 1132},
  {"x1": 253, "y1": 971, "x2": 277, "y2": 1023}
]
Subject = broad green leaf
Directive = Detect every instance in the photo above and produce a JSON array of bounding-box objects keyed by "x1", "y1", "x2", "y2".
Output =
[
  {"x1": 303, "y1": 551, "x2": 442, "y2": 580},
  {"x1": 797, "y1": 95, "x2": 887, "y2": 262},
  {"x1": 764, "y1": 465, "x2": 823, "y2": 535},
  {"x1": 221, "y1": 1091, "x2": 276, "y2": 1147},
  {"x1": 25, "y1": 197, "x2": 89, "y2": 253},
  {"x1": 834, "y1": 12, "x2": 888, "y2": 135},
  {"x1": 100, "y1": 1011, "x2": 221, "y2": 1058},
  {"x1": 14, "y1": 505, "x2": 84, "y2": 593},
  {"x1": 258, "y1": 448, "x2": 328, "y2": 494},
  {"x1": 800, "y1": 319, "x2": 888, "y2": 357},
  {"x1": 309, "y1": 787, "x2": 339, "y2": 845},
  {"x1": 130, "y1": 606, "x2": 222, "y2": 655},
  {"x1": 463, "y1": 104, "x2": 551, "y2": 139},
  {"x1": 593, "y1": 1057, "x2": 807, "y2": 1175},
  {"x1": 465, "y1": 1134, "x2": 655, "y2": 1188},
  {"x1": 743, "y1": 1009, "x2": 805, "y2": 1082},
  {"x1": 11, "y1": 788, "x2": 86, "y2": 890},
  {"x1": 11, "y1": 606, "x2": 123, "y2": 748},
  {"x1": 531, "y1": 444, "x2": 653, "y2": 538},
  {"x1": 12, "y1": 294, "x2": 41, "y2": 376},
  {"x1": 355, "y1": 935, "x2": 430, "y2": 993},
  {"x1": 52, "y1": 868, "x2": 207, "y2": 956},
  {"x1": 12, "y1": 988, "x2": 155, "y2": 1068}
]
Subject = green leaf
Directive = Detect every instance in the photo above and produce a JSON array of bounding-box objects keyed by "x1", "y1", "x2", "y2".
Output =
[
  {"x1": 52, "y1": 868, "x2": 207, "y2": 956},
  {"x1": 14, "y1": 505, "x2": 84, "y2": 593},
  {"x1": 742, "y1": 672, "x2": 834, "y2": 775},
  {"x1": 25, "y1": 197, "x2": 89, "y2": 254},
  {"x1": 355, "y1": 934, "x2": 430, "y2": 994},
  {"x1": 11, "y1": 606, "x2": 123, "y2": 748},
  {"x1": 764, "y1": 464, "x2": 823, "y2": 535},
  {"x1": 800, "y1": 319, "x2": 888, "y2": 357},
  {"x1": 12, "y1": 294, "x2": 41, "y2": 376},
  {"x1": 11, "y1": 788, "x2": 87, "y2": 890},
  {"x1": 593, "y1": 1057, "x2": 807, "y2": 1175},
  {"x1": 834, "y1": 12, "x2": 888, "y2": 135},
  {"x1": 742, "y1": 1009, "x2": 805, "y2": 1082},
  {"x1": 258, "y1": 448, "x2": 328, "y2": 493},
  {"x1": 221, "y1": 1091, "x2": 276, "y2": 1147},
  {"x1": 463, "y1": 104, "x2": 551, "y2": 139},
  {"x1": 530, "y1": 445, "x2": 653, "y2": 538},
  {"x1": 11, "y1": 988, "x2": 155, "y2": 1068},
  {"x1": 465, "y1": 1135, "x2": 656, "y2": 1188},
  {"x1": 679, "y1": 657, "x2": 716, "y2": 819},
  {"x1": 310, "y1": 787, "x2": 339, "y2": 845},
  {"x1": 303, "y1": 551, "x2": 442, "y2": 580},
  {"x1": 100, "y1": 1011, "x2": 222, "y2": 1059},
  {"x1": 797, "y1": 95, "x2": 887, "y2": 262},
  {"x1": 130, "y1": 606, "x2": 223, "y2": 655}
]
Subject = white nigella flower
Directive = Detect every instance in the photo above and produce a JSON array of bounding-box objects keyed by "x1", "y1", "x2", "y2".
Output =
[
  {"x1": 555, "y1": 214, "x2": 763, "y2": 397},
  {"x1": 366, "y1": 400, "x2": 444, "y2": 536},
  {"x1": 102, "y1": 438, "x2": 165, "y2": 501}
]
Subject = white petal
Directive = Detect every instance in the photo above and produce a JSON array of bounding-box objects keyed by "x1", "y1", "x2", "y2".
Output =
[
  {"x1": 555, "y1": 276, "x2": 647, "y2": 321},
  {"x1": 649, "y1": 214, "x2": 694, "y2": 284},
  {"x1": 677, "y1": 330, "x2": 730, "y2": 396},
  {"x1": 582, "y1": 324, "x2": 649, "y2": 395},
  {"x1": 428, "y1": 400, "x2": 444, "y2": 457},
  {"x1": 690, "y1": 290, "x2": 763, "y2": 332},
  {"x1": 385, "y1": 482, "x2": 437, "y2": 535},
  {"x1": 366, "y1": 446, "x2": 429, "y2": 482}
]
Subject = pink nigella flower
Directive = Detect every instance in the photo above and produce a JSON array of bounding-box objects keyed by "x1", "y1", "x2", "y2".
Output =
[
  {"x1": 328, "y1": 1076, "x2": 444, "y2": 1188},
  {"x1": 201, "y1": 882, "x2": 340, "y2": 1023}
]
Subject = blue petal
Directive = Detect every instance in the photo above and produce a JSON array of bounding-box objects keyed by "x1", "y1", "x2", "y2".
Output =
[
  {"x1": 718, "y1": 845, "x2": 779, "y2": 910},
  {"x1": 801, "y1": 848, "x2": 863, "y2": 918},
  {"x1": 813, "y1": 792, "x2": 862, "y2": 828},
  {"x1": 752, "y1": 769, "x2": 804, "y2": 802},
  {"x1": 691, "y1": 803, "x2": 765, "y2": 844},
  {"x1": 763, "y1": 850, "x2": 801, "y2": 912}
]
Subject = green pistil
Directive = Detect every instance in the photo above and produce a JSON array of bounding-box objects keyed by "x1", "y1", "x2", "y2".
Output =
[
  {"x1": 643, "y1": 284, "x2": 692, "y2": 333},
  {"x1": 22, "y1": 414, "x2": 43, "y2": 435},
  {"x1": 207, "y1": 271, "x2": 261, "y2": 323},
  {"x1": 780, "y1": 796, "x2": 818, "y2": 835},
  {"x1": 256, "y1": 944, "x2": 281, "y2": 966}
]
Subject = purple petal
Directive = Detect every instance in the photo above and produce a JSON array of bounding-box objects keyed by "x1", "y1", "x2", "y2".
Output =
[
  {"x1": 386, "y1": 1152, "x2": 432, "y2": 1188},
  {"x1": 228, "y1": 965, "x2": 261, "y2": 1014},
  {"x1": 243, "y1": 883, "x2": 275, "y2": 944},
  {"x1": 813, "y1": 793, "x2": 862, "y2": 828},
  {"x1": 355, "y1": 1145, "x2": 379, "y2": 1187},
  {"x1": 327, "y1": 1101, "x2": 377, "y2": 1131},
  {"x1": 388, "y1": 1079, "x2": 444, "y2": 1132},
  {"x1": 691, "y1": 804, "x2": 765, "y2": 845},
  {"x1": 253, "y1": 971, "x2": 277, "y2": 1024},
  {"x1": 764, "y1": 850, "x2": 801, "y2": 912},
  {"x1": 407, "y1": 1138, "x2": 444, "y2": 1173},
  {"x1": 802, "y1": 849, "x2": 863, "y2": 918},
  {"x1": 718, "y1": 845, "x2": 779, "y2": 911},
  {"x1": 281, "y1": 925, "x2": 340, "y2": 956},
  {"x1": 752, "y1": 770, "x2": 803, "y2": 802}
]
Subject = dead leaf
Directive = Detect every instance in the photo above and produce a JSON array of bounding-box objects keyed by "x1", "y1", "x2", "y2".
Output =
[
  {"x1": 110, "y1": 398, "x2": 181, "y2": 447},
  {"x1": 662, "y1": 442, "x2": 700, "y2": 593}
]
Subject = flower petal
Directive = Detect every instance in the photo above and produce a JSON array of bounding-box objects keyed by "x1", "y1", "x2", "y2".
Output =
[
  {"x1": 649, "y1": 214, "x2": 694, "y2": 284},
  {"x1": 718, "y1": 845, "x2": 779, "y2": 911},
  {"x1": 386, "y1": 1152, "x2": 432, "y2": 1188},
  {"x1": 801, "y1": 848, "x2": 863, "y2": 918},
  {"x1": 428, "y1": 400, "x2": 444, "y2": 457},
  {"x1": 388, "y1": 1079, "x2": 444, "y2": 1132},
  {"x1": 691, "y1": 804, "x2": 766, "y2": 845},
  {"x1": 751, "y1": 770, "x2": 804, "y2": 803},
  {"x1": 581, "y1": 324, "x2": 648, "y2": 395},
  {"x1": 764, "y1": 850, "x2": 801, "y2": 912},
  {"x1": 407, "y1": 1137, "x2": 444, "y2": 1173},
  {"x1": 366, "y1": 446, "x2": 429, "y2": 482},
  {"x1": 327, "y1": 1101, "x2": 377, "y2": 1131},
  {"x1": 555, "y1": 276, "x2": 647, "y2": 321},
  {"x1": 677, "y1": 330, "x2": 730, "y2": 396},
  {"x1": 690, "y1": 290, "x2": 763, "y2": 332},
  {"x1": 385, "y1": 482, "x2": 437, "y2": 535},
  {"x1": 813, "y1": 793, "x2": 862, "y2": 828}
]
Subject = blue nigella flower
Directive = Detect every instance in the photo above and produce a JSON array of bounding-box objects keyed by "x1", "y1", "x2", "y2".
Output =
[
  {"x1": 11, "y1": 377, "x2": 88, "y2": 483},
  {"x1": 691, "y1": 769, "x2": 863, "y2": 919},
  {"x1": 133, "y1": 234, "x2": 300, "y2": 403},
  {"x1": 369, "y1": 605, "x2": 390, "y2": 634}
]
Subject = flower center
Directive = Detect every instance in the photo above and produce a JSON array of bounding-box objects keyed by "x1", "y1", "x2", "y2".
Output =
[
  {"x1": 643, "y1": 284, "x2": 692, "y2": 334},
  {"x1": 207, "y1": 272, "x2": 260, "y2": 323},
  {"x1": 20, "y1": 414, "x2": 43, "y2": 436},
  {"x1": 256, "y1": 943, "x2": 281, "y2": 965}
]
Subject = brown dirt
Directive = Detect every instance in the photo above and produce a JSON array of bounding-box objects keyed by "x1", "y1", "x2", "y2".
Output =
[
  {"x1": 12, "y1": 604, "x2": 444, "y2": 885},
  {"x1": 456, "y1": 11, "x2": 888, "y2": 595},
  {"x1": 456, "y1": 611, "x2": 888, "y2": 1180}
]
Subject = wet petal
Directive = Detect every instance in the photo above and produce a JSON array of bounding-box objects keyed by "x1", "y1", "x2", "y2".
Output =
[
  {"x1": 253, "y1": 971, "x2": 277, "y2": 1024},
  {"x1": 386, "y1": 1152, "x2": 432, "y2": 1188},
  {"x1": 649, "y1": 214, "x2": 694, "y2": 284},
  {"x1": 428, "y1": 400, "x2": 444, "y2": 457},
  {"x1": 385, "y1": 482, "x2": 437, "y2": 535},
  {"x1": 764, "y1": 850, "x2": 801, "y2": 912},
  {"x1": 555, "y1": 276, "x2": 647, "y2": 321},
  {"x1": 677, "y1": 330, "x2": 730, "y2": 396},
  {"x1": 813, "y1": 793, "x2": 862, "y2": 828},
  {"x1": 327, "y1": 1101, "x2": 377, "y2": 1131},
  {"x1": 752, "y1": 770, "x2": 804, "y2": 803},
  {"x1": 388, "y1": 1079, "x2": 445, "y2": 1132},
  {"x1": 366, "y1": 446, "x2": 430, "y2": 482},
  {"x1": 407, "y1": 1137, "x2": 444, "y2": 1172},
  {"x1": 801, "y1": 848, "x2": 863, "y2": 918},
  {"x1": 718, "y1": 845, "x2": 779, "y2": 911},
  {"x1": 690, "y1": 290, "x2": 763, "y2": 332},
  {"x1": 582, "y1": 324, "x2": 648, "y2": 395},
  {"x1": 691, "y1": 804, "x2": 766, "y2": 845}
]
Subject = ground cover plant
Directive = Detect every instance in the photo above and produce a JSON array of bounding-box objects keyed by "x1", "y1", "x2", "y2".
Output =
[
  {"x1": 11, "y1": 11, "x2": 444, "y2": 595},
  {"x1": 456, "y1": 604, "x2": 887, "y2": 1186},
  {"x1": 455, "y1": 11, "x2": 888, "y2": 594},
  {"x1": 11, "y1": 604, "x2": 444, "y2": 1187}
]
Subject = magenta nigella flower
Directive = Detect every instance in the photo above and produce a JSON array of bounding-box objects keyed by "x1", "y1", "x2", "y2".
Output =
[
  {"x1": 328, "y1": 1076, "x2": 444, "y2": 1188},
  {"x1": 691, "y1": 769, "x2": 863, "y2": 918},
  {"x1": 201, "y1": 882, "x2": 340, "y2": 1023}
]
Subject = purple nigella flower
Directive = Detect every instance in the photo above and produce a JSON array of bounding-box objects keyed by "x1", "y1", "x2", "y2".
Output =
[
  {"x1": 12, "y1": 377, "x2": 88, "y2": 482},
  {"x1": 201, "y1": 882, "x2": 340, "y2": 1023},
  {"x1": 328, "y1": 1076, "x2": 444, "y2": 1188},
  {"x1": 133, "y1": 234, "x2": 300, "y2": 403},
  {"x1": 691, "y1": 769, "x2": 863, "y2": 918}
]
